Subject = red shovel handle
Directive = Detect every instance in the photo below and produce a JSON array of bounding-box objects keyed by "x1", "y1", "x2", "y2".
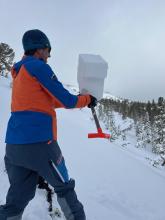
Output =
[{"x1": 88, "y1": 107, "x2": 111, "y2": 139}]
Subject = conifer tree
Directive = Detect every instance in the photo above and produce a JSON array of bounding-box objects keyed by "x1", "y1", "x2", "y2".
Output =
[
  {"x1": 0, "y1": 42, "x2": 15, "y2": 77},
  {"x1": 152, "y1": 97, "x2": 165, "y2": 154}
]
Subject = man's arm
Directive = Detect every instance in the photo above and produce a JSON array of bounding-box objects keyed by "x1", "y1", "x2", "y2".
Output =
[{"x1": 25, "y1": 61, "x2": 91, "y2": 108}]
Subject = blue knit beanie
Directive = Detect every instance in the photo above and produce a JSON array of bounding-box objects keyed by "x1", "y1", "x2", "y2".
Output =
[{"x1": 22, "y1": 29, "x2": 51, "y2": 52}]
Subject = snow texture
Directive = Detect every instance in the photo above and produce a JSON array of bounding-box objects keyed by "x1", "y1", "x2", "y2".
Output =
[{"x1": 0, "y1": 76, "x2": 165, "y2": 220}]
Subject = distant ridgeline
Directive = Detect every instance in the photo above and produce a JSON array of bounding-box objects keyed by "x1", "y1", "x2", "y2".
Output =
[
  {"x1": 0, "y1": 42, "x2": 15, "y2": 78},
  {"x1": 97, "y1": 97, "x2": 165, "y2": 158}
]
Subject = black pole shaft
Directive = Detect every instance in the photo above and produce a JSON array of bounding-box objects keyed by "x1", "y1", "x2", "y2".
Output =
[{"x1": 91, "y1": 106, "x2": 101, "y2": 130}]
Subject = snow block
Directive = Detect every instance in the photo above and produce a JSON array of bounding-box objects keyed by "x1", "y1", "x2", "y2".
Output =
[{"x1": 77, "y1": 54, "x2": 108, "y2": 100}]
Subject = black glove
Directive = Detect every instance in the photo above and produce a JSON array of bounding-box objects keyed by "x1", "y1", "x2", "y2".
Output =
[{"x1": 88, "y1": 95, "x2": 97, "y2": 108}]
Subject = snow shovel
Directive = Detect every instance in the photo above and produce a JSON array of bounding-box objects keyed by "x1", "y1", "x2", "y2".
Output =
[{"x1": 88, "y1": 106, "x2": 111, "y2": 139}]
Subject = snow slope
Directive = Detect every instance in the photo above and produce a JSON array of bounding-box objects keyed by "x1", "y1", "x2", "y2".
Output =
[{"x1": 0, "y1": 76, "x2": 165, "y2": 220}]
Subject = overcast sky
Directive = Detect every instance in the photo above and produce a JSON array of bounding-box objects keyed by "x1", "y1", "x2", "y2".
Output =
[{"x1": 0, "y1": 0, "x2": 165, "y2": 102}]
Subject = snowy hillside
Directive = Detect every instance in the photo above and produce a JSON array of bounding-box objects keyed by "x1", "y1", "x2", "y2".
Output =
[
  {"x1": 0, "y1": 76, "x2": 165, "y2": 220},
  {"x1": 64, "y1": 83, "x2": 121, "y2": 101}
]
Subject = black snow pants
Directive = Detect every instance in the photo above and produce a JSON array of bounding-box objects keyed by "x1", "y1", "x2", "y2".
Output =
[{"x1": 0, "y1": 141, "x2": 86, "y2": 220}]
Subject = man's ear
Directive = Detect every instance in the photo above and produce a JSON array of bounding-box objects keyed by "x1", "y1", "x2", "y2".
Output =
[
  {"x1": 35, "y1": 49, "x2": 43, "y2": 58},
  {"x1": 36, "y1": 49, "x2": 41, "y2": 55}
]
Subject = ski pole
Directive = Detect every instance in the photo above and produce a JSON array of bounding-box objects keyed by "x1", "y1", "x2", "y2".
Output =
[{"x1": 88, "y1": 106, "x2": 111, "y2": 139}]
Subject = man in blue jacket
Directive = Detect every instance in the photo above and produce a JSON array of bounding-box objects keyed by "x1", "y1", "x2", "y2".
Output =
[{"x1": 0, "y1": 29, "x2": 97, "y2": 220}]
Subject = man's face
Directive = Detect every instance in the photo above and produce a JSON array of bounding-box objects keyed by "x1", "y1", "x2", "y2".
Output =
[{"x1": 36, "y1": 48, "x2": 51, "y2": 63}]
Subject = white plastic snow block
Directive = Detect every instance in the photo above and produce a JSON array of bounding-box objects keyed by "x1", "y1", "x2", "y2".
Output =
[{"x1": 77, "y1": 54, "x2": 108, "y2": 100}]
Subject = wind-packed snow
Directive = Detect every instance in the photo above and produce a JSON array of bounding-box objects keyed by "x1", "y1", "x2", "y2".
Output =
[{"x1": 0, "y1": 76, "x2": 165, "y2": 220}]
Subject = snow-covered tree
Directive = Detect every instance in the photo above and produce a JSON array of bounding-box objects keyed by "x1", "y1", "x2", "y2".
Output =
[
  {"x1": 151, "y1": 98, "x2": 165, "y2": 154},
  {"x1": 0, "y1": 42, "x2": 15, "y2": 77}
]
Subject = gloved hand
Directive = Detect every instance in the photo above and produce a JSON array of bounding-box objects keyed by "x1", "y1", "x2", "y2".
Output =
[{"x1": 88, "y1": 95, "x2": 97, "y2": 108}]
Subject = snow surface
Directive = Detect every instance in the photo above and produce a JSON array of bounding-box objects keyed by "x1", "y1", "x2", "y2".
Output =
[{"x1": 0, "y1": 76, "x2": 165, "y2": 220}]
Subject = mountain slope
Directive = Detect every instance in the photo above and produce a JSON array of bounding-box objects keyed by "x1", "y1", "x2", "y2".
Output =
[{"x1": 0, "y1": 76, "x2": 165, "y2": 220}]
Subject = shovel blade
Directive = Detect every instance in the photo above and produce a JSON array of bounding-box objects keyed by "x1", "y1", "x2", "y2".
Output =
[{"x1": 88, "y1": 132, "x2": 110, "y2": 139}]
